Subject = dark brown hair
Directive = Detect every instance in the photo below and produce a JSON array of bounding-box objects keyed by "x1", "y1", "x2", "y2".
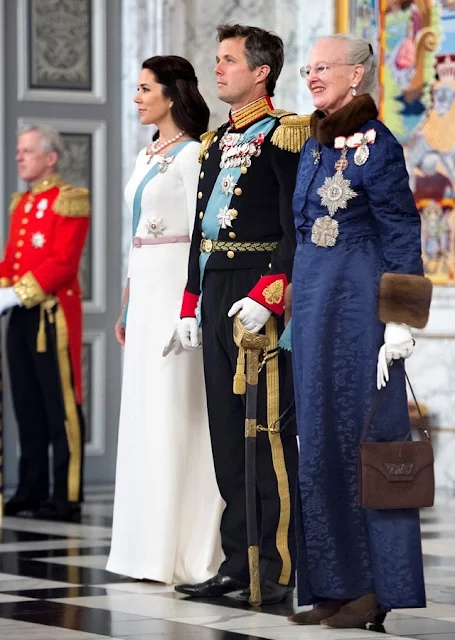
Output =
[
  {"x1": 142, "y1": 55, "x2": 210, "y2": 139},
  {"x1": 217, "y1": 24, "x2": 284, "y2": 96}
]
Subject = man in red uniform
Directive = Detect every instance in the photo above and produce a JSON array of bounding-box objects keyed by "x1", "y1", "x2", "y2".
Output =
[{"x1": 0, "y1": 125, "x2": 90, "y2": 520}]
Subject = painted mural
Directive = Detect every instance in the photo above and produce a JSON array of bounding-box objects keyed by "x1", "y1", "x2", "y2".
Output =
[{"x1": 346, "y1": 0, "x2": 455, "y2": 284}]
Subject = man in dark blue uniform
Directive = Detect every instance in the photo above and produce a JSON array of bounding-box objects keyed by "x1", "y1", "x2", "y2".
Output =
[{"x1": 177, "y1": 24, "x2": 310, "y2": 604}]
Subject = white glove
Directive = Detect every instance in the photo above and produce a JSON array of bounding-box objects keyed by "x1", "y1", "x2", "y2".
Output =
[
  {"x1": 228, "y1": 297, "x2": 271, "y2": 333},
  {"x1": 377, "y1": 322, "x2": 414, "y2": 390},
  {"x1": 177, "y1": 317, "x2": 201, "y2": 349},
  {"x1": 0, "y1": 287, "x2": 22, "y2": 316}
]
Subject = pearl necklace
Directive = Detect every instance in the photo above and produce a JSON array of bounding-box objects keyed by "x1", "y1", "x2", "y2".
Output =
[{"x1": 147, "y1": 131, "x2": 183, "y2": 163}]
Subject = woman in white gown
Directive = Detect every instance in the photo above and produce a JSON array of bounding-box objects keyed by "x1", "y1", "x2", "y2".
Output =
[{"x1": 107, "y1": 55, "x2": 224, "y2": 583}]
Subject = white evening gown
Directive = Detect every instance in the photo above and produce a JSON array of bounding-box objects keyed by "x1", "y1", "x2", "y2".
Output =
[{"x1": 107, "y1": 141, "x2": 224, "y2": 583}]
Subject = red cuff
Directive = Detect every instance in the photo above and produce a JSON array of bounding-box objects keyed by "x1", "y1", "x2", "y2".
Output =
[
  {"x1": 180, "y1": 290, "x2": 199, "y2": 318},
  {"x1": 248, "y1": 274, "x2": 288, "y2": 315}
]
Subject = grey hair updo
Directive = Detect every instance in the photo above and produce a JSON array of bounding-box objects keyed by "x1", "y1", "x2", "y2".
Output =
[{"x1": 322, "y1": 33, "x2": 378, "y2": 101}]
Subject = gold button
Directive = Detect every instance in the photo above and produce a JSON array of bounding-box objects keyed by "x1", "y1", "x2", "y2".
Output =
[
  {"x1": 197, "y1": 191, "x2": 203, "y2": 199},
  {"x1": 234, "y1": 187, "x2": 242, "y2": 196},
  {"x1": 241, "y1": 166, "x2": 248, "y2": 174},
  {"x1": 12, "y1": 275, "x2": 19, "y2": 283},
  {"x1": 268, "y1": 263, "x2": 272, "y2": 268},
  {"x1": 67, "y1": 289, "x2": 73, "y2": 296},
  {"x1": 17, "y1": 240, "x2": 24, "y2": 247},
  {"x1": 19, "y1": 229, "x2": 26, "y2": 236},
  {"x1": 204, "y1": 152, "x2": 209, "y2": 159},
  {"x1": 227, "y1": 251, "x2": 235, "y2": 259},
  {"x1": 213, "y1": 136, "x2": 218, "y2": 142},
  {"x1": 22, "y1": 218, "x2": 29, "y2": 224},
  {"x1": 13, "y1": 263, "x2": 20, "y2": 270},
  {"x1": 199, "y1": 211, "x2": 204, "y2": 219},
  {"x1": 15, "y1": 251, "x2": 22, "y2": 259},
  {"x1": 201, "y1": 232, "x2": 206, "y2": 238},
  {"x1": 230, "y1": 209, "x2": 238, "y2": 219},
  {"x1": 228, "y1": 232, "x2": 236, "y2": 239},
  {"x1": 200, "y1": 171, "x2": 204, "y2": 179}
]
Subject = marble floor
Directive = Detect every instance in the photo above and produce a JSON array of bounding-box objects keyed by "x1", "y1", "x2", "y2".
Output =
[{"x1": 0, "y1": 492, "x2": 454, "y2": 640}]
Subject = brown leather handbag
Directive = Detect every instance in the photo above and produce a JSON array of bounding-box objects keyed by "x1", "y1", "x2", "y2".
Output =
[{"x1": 359, "y1": 371, "x2": 434, "y2": 510}]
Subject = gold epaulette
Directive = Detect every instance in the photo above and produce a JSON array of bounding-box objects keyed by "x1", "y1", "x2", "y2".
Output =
[
  {"x1": 198, "y1": 129, "x2": 218, "y2": 164},
  {"x1": 9, "y1": 192, "x2": 25, "y2": 215},
  {"x1": 53, "y1": 185, "x2": 91, "y2": 217},
  {"x1": 271, "y1": 113, "x2": 312, "y2": 153}
]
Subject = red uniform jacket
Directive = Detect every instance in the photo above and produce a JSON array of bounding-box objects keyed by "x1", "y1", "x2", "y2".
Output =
[{"x1": 0, "y1": 173, "x2": 90, "y2": 403}]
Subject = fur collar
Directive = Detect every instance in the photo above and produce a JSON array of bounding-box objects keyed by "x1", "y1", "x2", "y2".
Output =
[{"x1": 310, "y1": 94, "x2": 378, "y2": 146}]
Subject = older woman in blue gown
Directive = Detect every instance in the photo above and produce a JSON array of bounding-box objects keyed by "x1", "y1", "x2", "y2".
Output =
[{"x1": 289, "y1": 34, "x2": 432, "y2": 629}]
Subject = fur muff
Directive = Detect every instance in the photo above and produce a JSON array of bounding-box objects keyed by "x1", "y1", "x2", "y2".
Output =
[{"x1": 378, "y1": 273, "x2": 433, "y2": 329}]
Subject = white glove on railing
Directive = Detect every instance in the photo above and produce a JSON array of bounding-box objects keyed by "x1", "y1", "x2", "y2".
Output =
[
  {"x1": 177, "y1": 317, "x2": 201, "y2": 349},
  {"x1": 228, "y1": 297, "x2": 271, "y2": 333},
  {"x1": 377, "y1": 322, "x2": 414, "y2": 390},
  {"x1": 0, "y1": 287, "x2": 22, "y2": 316}
]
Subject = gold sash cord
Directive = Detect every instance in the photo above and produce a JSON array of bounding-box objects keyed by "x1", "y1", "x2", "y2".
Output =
[
  {"x1": 37, "y1": 300, "x2": 81, "y2": 502},
  {"x1": 265, "y1": 317, "x2": 292, "y2": 585}
]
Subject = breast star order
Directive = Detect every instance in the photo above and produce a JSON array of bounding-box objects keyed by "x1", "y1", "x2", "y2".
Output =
[
  {"x1": 31, "y1": 232, "x2": 46, "y2": 248},
  {"x1": 317, "y1": 172, "x2": 357, "y2": 217}
]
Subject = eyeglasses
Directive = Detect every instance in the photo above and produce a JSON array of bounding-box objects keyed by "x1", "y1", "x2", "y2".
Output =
[{"x1": 300, "y1": 63, "x2": 355, "y2": 78}]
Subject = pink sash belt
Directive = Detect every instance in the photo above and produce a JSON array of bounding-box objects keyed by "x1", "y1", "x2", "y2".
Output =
[{"x1": 133, "y1": 235, "x2": 190, "y2": 248}]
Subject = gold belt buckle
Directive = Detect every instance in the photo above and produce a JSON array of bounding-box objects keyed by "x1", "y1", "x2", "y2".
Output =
[{"x1": 203, "y1": 239, "x2": 213, "y2": 252}]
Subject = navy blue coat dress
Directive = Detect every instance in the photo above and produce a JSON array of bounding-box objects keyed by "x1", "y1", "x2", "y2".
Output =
[{"x1": 291, "y1": 95, "x2": 430, "y2": 610}]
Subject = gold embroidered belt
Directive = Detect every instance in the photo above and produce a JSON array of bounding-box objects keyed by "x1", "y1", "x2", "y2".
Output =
[{"x1": 200, "y1": 239, "x2": 278, "y2": 253}]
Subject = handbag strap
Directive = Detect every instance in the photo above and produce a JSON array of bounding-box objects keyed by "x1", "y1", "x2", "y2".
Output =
[{"x1": 361, "y1": 362, "x2": 430, "y2": 442}]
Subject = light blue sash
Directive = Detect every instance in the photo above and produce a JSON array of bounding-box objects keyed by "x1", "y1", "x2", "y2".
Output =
[
  {"x1": 198, "y1": 117, "x2": 276, "y2": 313},
  {"x1": 121, "y1": 140, "x2": 192, "y2": 327}
]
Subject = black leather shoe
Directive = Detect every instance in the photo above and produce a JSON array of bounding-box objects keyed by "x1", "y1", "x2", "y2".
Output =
[
  {"x1": 175, "y1": 573, "x2": 247, "y2": 597},
  {"x1": 33, "y1": 501, "x2": 81, "y2": 522},
  {"x1": 4, "y1": 497, "x2": 42, "y2": 516},
  {"x1": 237, "y1": 579, "x2": 294, "y2": 605}
]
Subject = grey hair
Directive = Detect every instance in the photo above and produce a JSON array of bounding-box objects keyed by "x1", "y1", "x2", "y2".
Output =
[
  {"x1": 18, "y1": 124, "x2": 64, "y2": 158},
  {"x1": 322, "y1": 33, "x2": 378, "y2": 101}
]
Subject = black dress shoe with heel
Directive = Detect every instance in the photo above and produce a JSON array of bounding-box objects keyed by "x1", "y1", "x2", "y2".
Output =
[
  {"x1": 237, "y1": 579, "x2": 294, "y2": 605},
  {"x1": 175, "y1": 573, "x2": 247, "y2": 597},
  {"x1": 33, "y1": 501, "x2": 81, "y2": 521}
]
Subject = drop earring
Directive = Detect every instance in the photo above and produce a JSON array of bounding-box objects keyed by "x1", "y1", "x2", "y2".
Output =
[{"x1": 351, "y1": 84, "x2": 357, "y2": 97}]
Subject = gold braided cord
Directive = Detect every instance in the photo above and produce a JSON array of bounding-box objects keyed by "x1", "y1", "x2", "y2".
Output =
[
  {"x1": 200, "y1": 239, "x2": 278, "y2": 253},
  {"x1": 9, "y1": 192, "x2": 25, "y2": 215},
  {"x1": 265, "y1": 317, "x2": 292, "y2": 585},
  {"x1": 53, "y1": 185, "x2": 91, "y2": 218},
  {"x1": 54, "y1": 305, "x2": 82, "y2": 503},
  {"x1": 271, "y1": 114, "x2": 312, "y2": 153},
  {"x1": 198, "y1": 129, "x2": 218, "y2": 163}
]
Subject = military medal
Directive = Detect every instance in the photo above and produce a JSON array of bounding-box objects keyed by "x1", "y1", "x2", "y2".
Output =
[
  {"x1": 354, "y1": 137, "x2": 370, "y2": 166},
  {"x1": 31, "y1": 232, "x2": 46, "y2": 248},
  {"x1": 312, "y1": 143, "x2": 358, "y2": 248},
  {"x1": 221, "y1": 174, "x2": 236, "y2": 196},
  {"x1": 219, "y1": 130, "x2": 265, "y2": 169},
  {"x1": 350, "y1": 129, "x2": 376, "y2": 166},
  {"x1": 311, "y1": 148, "x2": 321, "y2": 165},
  {"x1": 217, "y1": 206, "x2": 237, "y2": 229}
]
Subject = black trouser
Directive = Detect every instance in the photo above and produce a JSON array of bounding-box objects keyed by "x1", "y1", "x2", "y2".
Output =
[
  {"x1": 201, "y1": 268, "x2": 298, "y2": 586},
  {"x1": 6, "y1": 305, "x2": 84, "y2": 505}
]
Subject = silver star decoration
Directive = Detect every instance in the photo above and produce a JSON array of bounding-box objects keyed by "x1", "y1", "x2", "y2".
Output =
[
  {"x1": 221, "y1": 174, "x2": 236, "y2": 196},
  {"x1": 317, "y1": 172, "x2": 357, "y2": 217},
  {"x1": 31, "y1": 232, "x2": 46, "y2": 248},
  {"x1": 147, "y1": 217, "x2": 166, "y2": 236},
  {"x1": 217, "y1": 205, "x2": 234, "y2": 229}
]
